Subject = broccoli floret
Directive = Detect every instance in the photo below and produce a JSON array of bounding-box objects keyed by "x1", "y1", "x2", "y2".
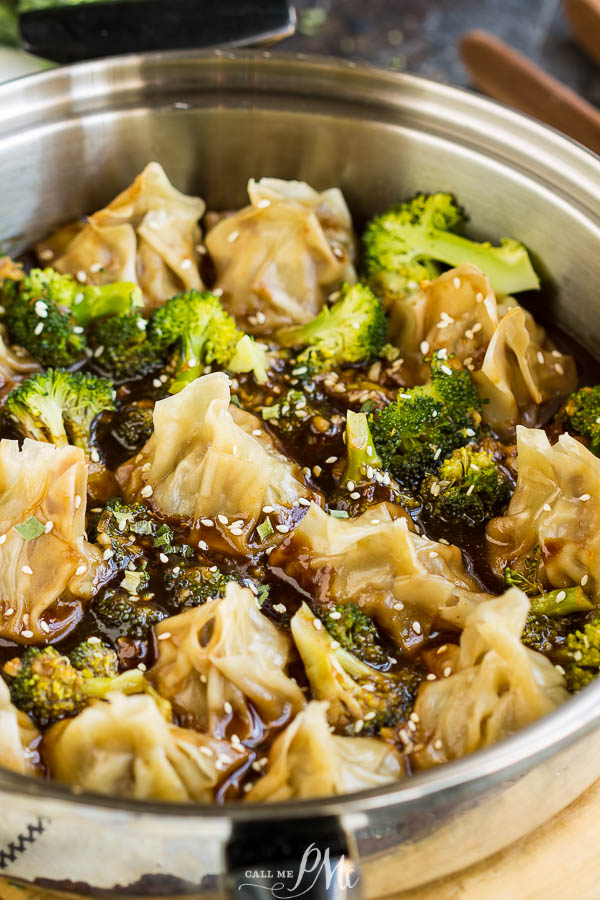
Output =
[
  {"x1": 0, "y1": 3, "x2": 18, "y2": 47},
  {"x1": 329, "y1": 410, "x2": 418, "y2": 517},
  {"x1": 93, "y1": 588, "x2": 168, "y2": 640},
  {"x1": 113, "y1": 402, "x2": 154, "y2": 452},
  {"x1": 503, "y1": 547, "x2": 544, "y2": 596},
  {"x1": 521, "y1": 587, "x2": 593, "y2": 656},
  {"x1": 87, "y1": 313, "x2": 164, "y2": 382},
  {"x1": 164, "y1": 564, "x2": 236, "y2": 609},
  {"x1": 291, "y1": 602, "x2": 422, "y2": 735},
  {"x1": 149, "y1": 290, "x2": 240, "y2": 393},
  {"x1": 69, "y1": 640, "x2": 119, "y2": 679},
  {"x1": 323, "y1": 602, "x2": 388, "y2": 668},
  {"x1": 4, "y1": 369, "x2": 115, "y2": 455},
  {"x1": 6, "y1": 647, "x2": 87, "y2": 727},
  {"x1": 276, "y1": 282, "x2": 386, "y2": 373},
  {"x1": 95, "y1": 498, "x2": 158, "y2": 569},
  {"x1": 228, "y1": 334, "x2": 270, "y2": 384},
  {"x1": 421, "y1": 445, "x2": 510, "y2": 527},
  {"x1": 371, "y1": 351, "x2": 482, "y2": 488},
  {"x1": 260, "y1": 387, "x2": 320, "y2": 434},
  {"x1": 363, "y1": 193, "x2": 540, "y2": 302},
  {"x1": 1, "y1": 268, "x2": 141, "y2": 368},
  {"x1": 562, "y1": 612, "x2": 600, "y2": 691},
  {"x1": 564, "y1": 386, "x2": 600, "y2": 455}
]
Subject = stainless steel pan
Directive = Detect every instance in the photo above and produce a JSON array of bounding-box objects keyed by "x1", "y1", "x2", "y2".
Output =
[{"x1": 0, "y1": 51, "x2": 600, "y2": 900}]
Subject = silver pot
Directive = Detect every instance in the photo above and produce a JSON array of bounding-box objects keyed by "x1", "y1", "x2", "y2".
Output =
[{"x1": 1, "y1": 51, "x2": 600, "y2": 900}]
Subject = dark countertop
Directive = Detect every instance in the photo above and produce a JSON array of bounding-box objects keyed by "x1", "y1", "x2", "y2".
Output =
[{"x1": 287, "y1": 0, "x2": 600, "y2": 107}]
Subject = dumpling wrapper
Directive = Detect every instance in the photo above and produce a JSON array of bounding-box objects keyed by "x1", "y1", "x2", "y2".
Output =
[
  {"x1": 245, "y1": 701, "x2": 403, "y2": 802},
  {"x1": 270, "y1": 502, "x2": 491, "y2": 653},
  {"x1": 36, "y1": 162, "x2": 205, "y2": 312},
  {"x1": 0, "y1": 677, "x2": 39, "y2": 776},
  {"x1": 487, "y1": 426, "x2": 600, "y2": 599},
  {"x1": 205, "y1": 177, "x2": 357, "y2": 335},
  {"x1": 0, "y1": 439, "x2": 102, "y2": 644},
  {"x1": 412, "y1": 588, "x2": 568, "y2": 768},
  {"x1": 117, "y1": 372, "x2": 315, "y2": 535},
  {"x1": 150, "y1": 583, "x2": 305, "y2": 739},
  {"x1": 44, "y1": 692, "x2": 246, "y2": 803}
]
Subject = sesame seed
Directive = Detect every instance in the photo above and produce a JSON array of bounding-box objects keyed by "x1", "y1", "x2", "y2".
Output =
[
  {"x1": 329, "y1": 610, "x2": 342, "y2": 620},
  {"x1": 74, "y1": 495, "x2": 82, "y2": 509},
  {"x1": 34, "y1": 322, "x2": 44, "y2": 335},
  {"x1": 346, "y1": 481, "x2": 355, "y2": 492},
  {"x1": 21, "y1": 630, "x2": 34, "y2": 639},
  {"x1": 218, "y1": 515, "x2": 229, "y2": 525},
  {"x1": 4, "y1": 607, "x2": 14, "y2": 617},
  {"x1": 76, "y1": 270, "x2": 87, "y2": 283},
  {"x1": 426, "y1": 673, "x2": 437, "y2": 681},
  {"x1": 180, "y1": 258, "x2": 193, "y2": 270},
  {"x1": 325, "y1": 456, "x2": 338, "y2": 464},
  {"x1": 443, "y1": 666, "x2": 452, "y2": 677},
  {"x1": 252, "y1": 429, "x2": 263, "y2": 437},
  {"x1": 537, "y1": 351, "x2": 544, "y2": 365},
  {"x1": 420, "y1": 340, "x2": 430, "y2": 355},
  {"x1": 39, "y1": 248, "x2": 54, "y2": 261},
  {"x1": 581, "y1": 574, "x2": 589, "y2": 586},
  {"x1": 198, "y1": 540, "x2": 208, "y2": 551},
  {"x1": 257, "y1": 198, "x2": 271, "y2": 209},
  {"x1": 331, "y1": 640, "x2": 341, "y2": 649},
  {"x1": 103, "y1": 548, "x2": 114, "y2": 561},
  {"x1": 555, "y1": 363, "x2": 564, "y2": 375},
  {"x1": 299, "y1": 498, "x2": 311, "y2": 507},
  {"x1": 438, "y1": 537, "x2": 450, "y2": 545},
  {"x1": 429, "y1": 550, "x2": 438, "y2": 558},
  {"x1": 466, "y1": 484, "x2": 475, "y2": 496},
  {"x1": 262, "y1": 506, "x2": 274, "y2": 514},
  {"x1": 230, "y1": 528, "x2": 244, "y2": 536},
  {"x1": 213, "y1": 287, "x2": 224, "y2": 297},
  {"x1": 556, "y1": 590, "x2": 566, "y2": 602},
  {"x1": 412, "y1": 621, "x2": 422, "y2": 634},
  {"x1": 441, "y1": 365, "x2": 453, "y2": 376},
  {"x1": 90, "y1": 448, "x2": 100, "y2": 464},
  {"x1": 350, "y1": 491, "x2": 361, "y2": 500},
  {"x1": 354, "y1": 719, "x2": 364, "y2": 734},
  {"x1": 393, "y1": 601, "x2": 404, "y2": 610},
  {"x1": 22, "y1": 565, "x2": 33, "y2": 575},
  {"x1": 313, "y1": 618, "x2": 322, "y2": 630},
  {"x1": 44, "y1": 521, "x2": 54, "y2": 533},
  {"x1": 543, "y1": 503, "x2": 552, "y2": 512},
  {"x1": 152, "y1": 378, "x2": 162, "y2": 388},
  {"x1": 273, "y1": 603, "x2": 287, "y2": 614},
  {"x1": 579, "y1": 493, "x2": 591, "y2": 502},
  {"x1": 453, "y1": 277, "x2": 461, "y2": 289},
  {"x1": 201, "y1": 518, "x2": 214, "y2": 527},
  {"x1": 313, "y1": 465, "x2": 322, "y2": 477},
  {"x1": 276, "y1": 524, "x2": 290, "y2": 534},
  {"x1": 157, "y1": 632, "x2": 171, "y2": 641},
  {"x1": 370, "y1": 518, "x2": 380, "y2": 525},
  {"x1": 433, "y1": 739, "x2": 443, "y2": 750},
  {"x1": 224, "y1": 701, "x2": 233, "y2": 714},
  {"x1": 227, "y1": 230, "x2": 240, "y2": 244},
  {"x1": 75, "y1": 564, "x2": 86, "y2": 576},
  {"x1": 159, "y1": 553, "x2": 169, "y2": 564},
  {"x1": 141, "y1": 485, "x2": 153, "y2": 498}
]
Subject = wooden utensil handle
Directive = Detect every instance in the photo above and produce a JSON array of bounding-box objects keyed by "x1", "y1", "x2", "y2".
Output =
[
  {"x1": 460, "y1": 29, "x2": 600, "y2": 156},
  {"x1": 564, "y1": 0, "x2": 600, "y2": 67}
]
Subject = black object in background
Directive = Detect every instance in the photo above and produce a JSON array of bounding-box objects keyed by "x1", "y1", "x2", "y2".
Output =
[{"x1": 19, "y1": 0, "x2": 295, "y2": 63}]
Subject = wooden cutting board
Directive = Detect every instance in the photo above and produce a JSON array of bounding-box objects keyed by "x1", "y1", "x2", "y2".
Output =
[{"x1": 2, "y1": 779, "x2": 600, "y2": 900}]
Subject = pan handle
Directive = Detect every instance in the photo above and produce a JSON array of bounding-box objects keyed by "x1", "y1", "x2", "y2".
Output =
[{"x1": 225, "y1": 818, "x2": 362, "y2": 900}]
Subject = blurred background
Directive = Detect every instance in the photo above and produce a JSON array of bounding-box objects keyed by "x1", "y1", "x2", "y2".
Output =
[
  {"x1": 288, "y1": 0, "x2": 599, "y2": 104},
  {"x1": 0, "y1": 0, "x2": 598, "y2": 110}
]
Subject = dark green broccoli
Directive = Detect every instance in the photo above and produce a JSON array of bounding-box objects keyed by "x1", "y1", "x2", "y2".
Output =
[
  {"x1": 362, "y1": 193, "x2": 540, "y2": 303},
  {"x1": 92, "y1": 588, "x2": 168, "y2": 640},
  {"x1": 564, "y1": 386, "x2": 600, "y2": 455},
  {"x1": 562, "y1": 612, "x2": 600, "y2": 691},
  {"x1": 292, "y1": 602, "x2": 423, "y2": 736},
  {"x1": 521, "y1": 587, "x2": 593, "y2": 656},
  {"x1": 421, "y1": 445, "x2": 510, "y2": 527},
  {"x1": 323, "y1": 602, "x2": 387, "y2": 668},
  {"x1": 149, "y1": 290, "x2": 240, "y2": 393},
  {"x1": 329, "y1": 410, "x2": 419, "y2": 517},
  {"x1": 2, "y1": 268, "x2": 141, "y2": 367},
  {"x1": 276, "y1": 282, "x2": 386, "y2": 373},
  {"x1": 69, "y1": 640, "x2": 119, "y2": 679},
  {"x1": 87, "y1": 313, "x2": 164, "y2": 382},
  {"x1": 503, "y1": 547, "x2": 544, "y2": 596},
  {"x1": 371, "y1": 351, "x2": 482, "y2": 488},
  {"x1": 6, "y1": 647, "x2": 87, "y2": 727},
  {"x1": 4, "y1": 369, "x2": 115, "y2": 455},
  {"x1": 0, "y1": 2, "x2": 18, "y2": 46},
  {"x1": 164, "y1": 564, "x2": 236, "y2": 609},
  {"x1": 95, "y1": 498, "x2": 158, "y2": 569},
  {"x1": 113, "y1": 402, "x2": 154, "y2": 452}
]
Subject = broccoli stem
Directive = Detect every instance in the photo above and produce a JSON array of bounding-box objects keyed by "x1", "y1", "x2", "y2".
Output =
[
  {"x1": 530, "y1": 586, "x2": 593, "y2": 618},
  {"x1": 70, "y1": 283, "x2": 142, "y2": 327},
  {"x1": 404, "y1": 228, "x2": 540, "y2": 296},
  {"x1": 343, "y1": 410, "x2": 381, "y2": 484}
]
